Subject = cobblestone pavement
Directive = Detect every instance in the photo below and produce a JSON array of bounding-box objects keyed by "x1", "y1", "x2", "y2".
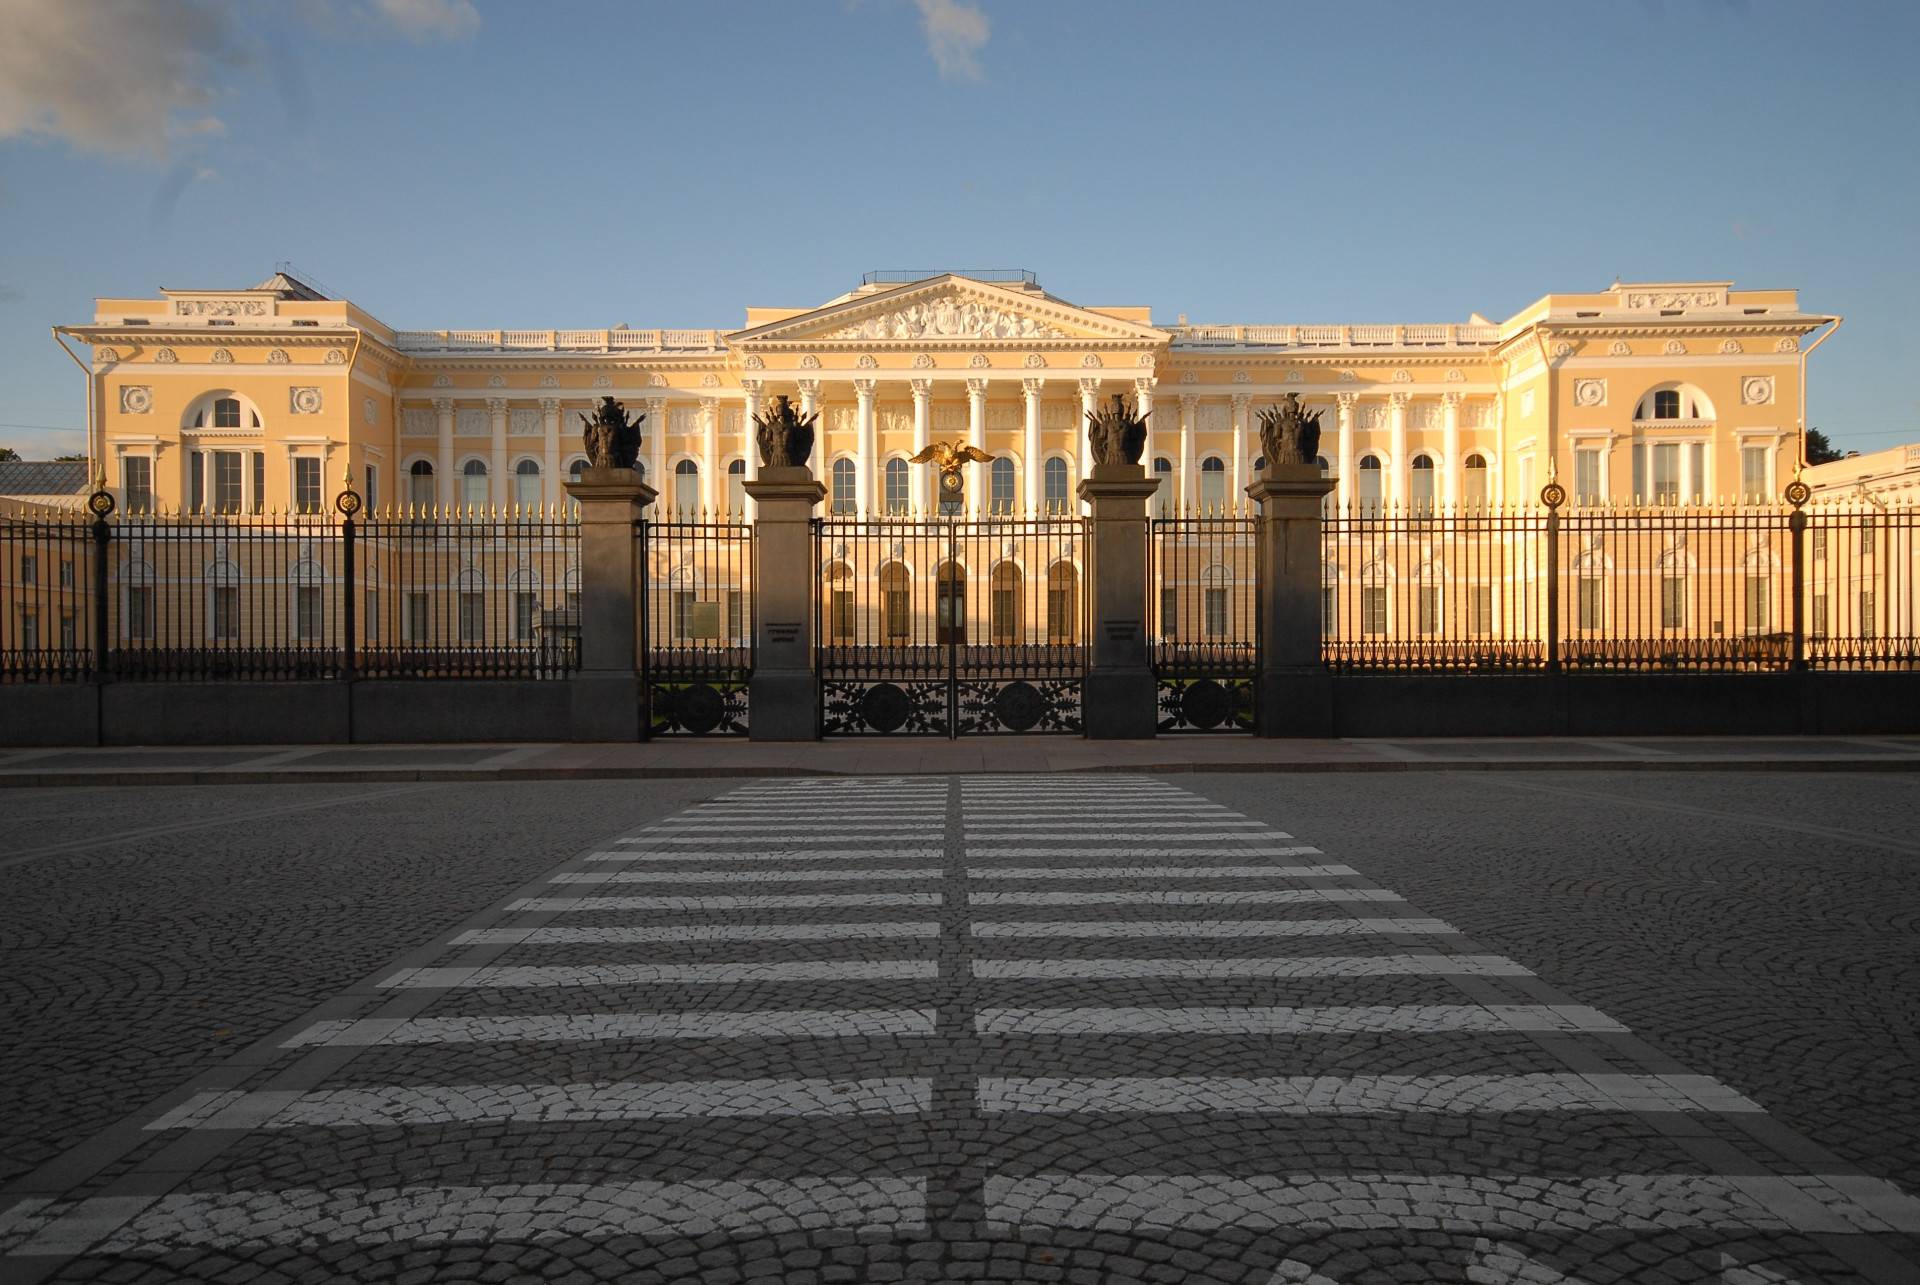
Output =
[{"x1": 1, "y1": 772, "x2": 1916, "y2": 1283}]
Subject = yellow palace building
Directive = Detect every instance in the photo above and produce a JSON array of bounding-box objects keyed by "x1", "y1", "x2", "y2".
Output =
[{"x1": 56, "y1": 269, "x2": 1836, "y2": 520}]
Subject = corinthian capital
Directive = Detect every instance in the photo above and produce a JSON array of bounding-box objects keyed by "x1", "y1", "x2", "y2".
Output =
[
  {"x1": 1388, "y1": 391, "x2": 1410, "y2": 409},
  {"x1": 1022, "y1": 377, "x2": 1045, "y2": 398},
  {"x1": 486, "y1": 397, "x2": 508, "y2": 413},
  {"x1": 432, "y1": 397, "x2": 454, "y2": 413},
  {"x1": 539, "y1": 397, "x2": 561, "y2": 413},
  {"x1": 853, "y1": 378, "x2": 877, "y2": 397},
  {"x1": 965, "y1": 378, "x2": 989, "y2": 398},
  {"x1": 909, "y1": 378, "x2": 932, "y2": 398}
]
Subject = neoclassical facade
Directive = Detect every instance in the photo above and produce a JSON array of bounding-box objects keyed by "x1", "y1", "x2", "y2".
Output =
[{"x1": 58, "y1": 270, "x2": 1836, "y2": 518}]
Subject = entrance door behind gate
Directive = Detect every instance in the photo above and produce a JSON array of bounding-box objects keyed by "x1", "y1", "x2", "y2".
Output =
[{"x1": 817, "y1": 515, "x2": 1085, "y2": 736}]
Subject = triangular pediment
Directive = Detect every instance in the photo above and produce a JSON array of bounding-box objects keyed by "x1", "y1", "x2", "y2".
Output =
[{"x1": 731, "y1": 275, "x2": 1167, "y2": 346}]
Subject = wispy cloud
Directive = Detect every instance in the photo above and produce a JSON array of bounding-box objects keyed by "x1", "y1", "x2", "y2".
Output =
[
  {"x1": 368, "y1": 0, "x2": 480, "y2": 43},
  {"x1": 914, "y1": 0, "x2": 990, "y2": 81}
]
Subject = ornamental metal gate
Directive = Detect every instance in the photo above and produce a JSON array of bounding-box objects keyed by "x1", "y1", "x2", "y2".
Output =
[
  {"x1": 639, "y1": 519, "x2": 754, "y2": 736},
  {"x1": 1150, "y1": 513, "x2": 1260, "y2": 732},
  {"x1": 817, "y1": 515, "x2": 1086, "y2": 736}
]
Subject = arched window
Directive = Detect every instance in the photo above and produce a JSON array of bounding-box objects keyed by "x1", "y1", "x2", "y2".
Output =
[
  {"x1": 726, "y1": 459, "x2": 746, "y2": 516},
  {"x1": 824, "y1": 562, "x2": 853, "y2": 643},
  {"x1": 990, "y1": 562, "x2": 1022, "y2": 643},
  {"x1": 514, "y1": 459, "x2": 541, "y2": 510},
  {"x1": 675, "y1": 458, "x2": 700, "y2": 514},
  {"x1": 1046, "y1": 562, "x2": 1078, "y2": 643},
  {"x1": 830, "y1": 458, "x2": 855, "y2": 515},
  {"x1": 1253, "y1": 455, "x2": 1266, "y2": 472},
  {"x1": 879, "y1": 561, "x2": 911, "y2": 641},
  {"x1": 213, "y1": 397, "x2": 242, "y2": 429},
  {"x1": 1635, "y1": 383, "x2": 1715, "y2": 422},
  {"x1": 569, "y1": 458, "x2": 587, "y2": 483},
  {"x1": 1410, "y1": 454, "x2": 1436, "y2": 513},
  {"x1": 885, "y1": 458, "x2": 909, "y2": 514},
  {"x1": 186, "y1": 392, "x2": 261, "y2": 431},
  {"x1": 1043, "y1": 457, "x2": 1069, "y2": 515},
  {"x1": 1462, "y1": 454, "x2": 1489, "y2": 508},
  {"x1": 936, "y1": 560, "x2": 966, "y2": 644},
  {"x1": 461, "y1": 458, "x2": 488, "y2": 509},
  {"x1": 408, "y1": 459, "x2": 435, "y2": 511},
  {"x1": 1199, "y1": 456, "x2": 1226, "y2": 511},
  {"x1": 1357, "y1": 454, "x2": 1383, "y2": 514},
  {"x1": 1152, "y1": 457, "x2": 1174, "y2": 519},
  {"x1": 990, "y1": 457, "x2": 1016, "y2": 516}
]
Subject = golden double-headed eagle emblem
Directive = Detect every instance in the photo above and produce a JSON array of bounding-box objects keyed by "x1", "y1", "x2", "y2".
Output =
[{"x1": 909, "y1": 440, "x2": 995, "y2": 501}]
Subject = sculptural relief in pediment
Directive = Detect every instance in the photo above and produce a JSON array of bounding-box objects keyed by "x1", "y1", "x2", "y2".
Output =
[{"x1": 828, "y1": 295, "x2": 1070, "y2": 342}]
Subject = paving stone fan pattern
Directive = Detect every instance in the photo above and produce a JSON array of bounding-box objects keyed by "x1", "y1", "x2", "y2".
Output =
[{"x1": 2, "y1": 776, "x2": 1917, "y2": 1283}]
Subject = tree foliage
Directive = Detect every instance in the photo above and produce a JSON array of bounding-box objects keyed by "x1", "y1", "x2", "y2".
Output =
[{"x1": 1803, "y1": 428, "x2": 1847, "y2": 465}]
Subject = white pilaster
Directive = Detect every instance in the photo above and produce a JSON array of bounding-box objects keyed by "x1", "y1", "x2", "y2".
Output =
[
  {"x1": 540, "y1": 397, "x2": 561, "y2": 509},
  {"x1": 910, "y1": 379, "x2": 932, "y2": 515},
  {"x1": 1441, "y1": 392, "x2": 1462, "y2": 508},
  {"x1": 1135, "y1": 379, "x2": 1155, "y2": 468},
  {"x1": 433, "y1": 397, "x2": 455, "y2": 509},
  {"x1": 1078, "y1": 378, "x2": 1100, "y2": 513},
  {"x1": 699, "y1": 397, "x2": 718, "y2": 512},
  {"x1": 741, "y1": 381, "x2": 762, "y2": 518},
  {"x1": 1178, "y1": 394, "x2": 1197, "y2": 511},
  {"x1": 1022, "y1": 378, "x2": 1044, "y2": 515},
  {"x1": 487, "y1": 397, "x2": 509, "y2": 508},
  {"x1": 1230, "y1": 393, "x2": 1249, "y2": 514},
  {"x1": 854, "y1": 378, "x2": 877, "y2": 518},
  {"x1": 965, "y1": 378, "x2": 987, "y2": 517},
  {"x1": 1388, "y1": 392, "x2": 1409, "y2": 509},
  {"x1": 645, "y1": 397, "x2": 667, "y2": 496},
  {"x1": 1336, "y1": 392, "x2": 1356, "y2": 509}
]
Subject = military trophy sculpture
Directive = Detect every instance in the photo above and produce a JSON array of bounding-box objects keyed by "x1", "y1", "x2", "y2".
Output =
[
  {"x1": 752, "y1": 394, "x2": 818, "y2": 469},
  {"x1": 1254, "y1": 392, "x2": 1323, "y2": 472},
  {"x1": 1086, "y1": 392, "x2": 1148, "y2": 467},
  {"x1": 580, "y1": 395, "x2": 645, "y2": 470}
]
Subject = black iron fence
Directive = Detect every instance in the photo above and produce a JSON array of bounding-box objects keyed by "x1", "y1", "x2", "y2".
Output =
[
  {"x1": 0, "y1": 500, "x2": 579, "y2": 682},
  {"x1": 639, "y1": 519, "x2": 754, "y2": 735},
  {"x1": 1150, "y1": 514, "x2": 1259, "y2": 731},
  {"x1": 816, "y1": 515, "x2": 1085, "y2": 735}
]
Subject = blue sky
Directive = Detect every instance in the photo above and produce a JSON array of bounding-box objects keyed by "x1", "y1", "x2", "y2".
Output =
[{"x1": 2, "y1": 0, "x2": 1916, "y2": 459}]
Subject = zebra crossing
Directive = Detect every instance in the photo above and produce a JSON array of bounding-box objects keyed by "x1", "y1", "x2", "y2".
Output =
[{"x1": 3, "y1": 773, "x2": 1918, "y2": 1283}]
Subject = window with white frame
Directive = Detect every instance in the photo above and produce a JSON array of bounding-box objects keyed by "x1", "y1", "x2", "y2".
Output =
[
  {"x1": 514, "y1": 459, "x2": 541, "y2": 510},
  {"x1": 1159, "y1": 582, "x2": 1177, "y2": 640},
  {"x1": 1043, "y1": 457, "x2": 1069, "y2": 515},
  {"x1": 405, "y1": 590, "x2": 430, "y2": 642},
  {"x1": 461, "y1": 459, "x2": 488, "y2": 509},
  {"x1": 364, "y1": 463, "x2": 379, "y2": 513},
  {"x1": 1660, "y1": 558, "x2": 1687, "y2": 629},
  {"x1": 1356, "y1": 455, "x2": 1383, "y2": 514},
  {"x1": 293, "y1": 457, "x2": 322, "y2": 514},
  {"x1": 208, "y1": 562, "x2": 239, "y2": 641},
  {"x1": 1635, "y1": 384, "x2": 1713, "y2": 422},
  {"x1": 1199, "y1": 457, "x2": 1226, "y2": 512},
  {"x1": 122, "y1": 455, "x2": 153, "y2": 514},
  {"x1": 884, "y1": 458, "x2": 909, "y2": 514},
  {"x1": 1740, "y1": 445, "x2": 1770, "y2": 503},
  {"x1": 1409, "y1": 455, "x2": 1436, "y2": 514},
  {"x1": 727, "y1": 459, "x2": 747, "y2": 516},
  {"x1": 990, "y1": 457, "x2": 1015, "y2": 515},
  {"x1": 1631, "y1": 440, "x2": 1707, "y2": 505},
  {"x1": 295, "y1": 585, "x2": 322, "y2": 642},
  {"x1": 1201, "y1": 564, "x2": 1230, "y2": 638},
  {"x1": 409, "y1": 460, "x2": 435, "y2": 511},
  {"x1": 458, "y1": 589, "x2": 486, "y2": 643},
  {"x1": 1468, "y1": 584, "x2": 1493, "y2": 635},
  {"x1": 1152, "y1": 457, "x2": 1173, "y2": 519},
  {"x1": 1047, "y1": 562, "x2": 1077, "y2": 643},
  {"x1": 1416, "y1": 581, "x2": 1440, "y2": 635},
  {"x1": 514, "y1": 589, "x2": 537, "y2": 641},
  {"x1": 251, "y1": 451, "x2": 265, "y2": 514},
  {"x1": 1577, "y1": 567, "x2": 1604, "y2": 631},
  {"x1": 829, "y1": 459, "x2": 854, "y2": 515},
  {"x1": 1361, "y1": 586, "x2": 1388, "y2": 635},
  {"x1": 1573, "y1": 448, "x2": 1603, "y2": 505},
  {"x1": 1462, "y1": 454, "x2": 1489, "y2": 508},
  {"x1": 989, "y1": 563, "x2": 1021, "y2": 643}
]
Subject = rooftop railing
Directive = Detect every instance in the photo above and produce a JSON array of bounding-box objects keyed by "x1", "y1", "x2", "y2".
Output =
[
  {"x1": 1167, "y1": 323, "x2": 1503, "y2": 349},
  {"x1": 391, "y1": 329, "x2": 729, "y2": 353}
]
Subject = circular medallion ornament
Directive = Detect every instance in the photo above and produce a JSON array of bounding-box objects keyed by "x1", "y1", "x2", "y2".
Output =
[
  {"x1": 940, "y1": 472, "x2": 963, "y2": 496},
  {"x1": 992, "y1": 680, "x2": 1046, "y2": 733},
  {"x1": 673, "y1": 682, "x2": 726, "y2": 735},
  {"x1": 1178, "y1": 678, "x2": 1231, "y2": 730},
  {"x1": 1540, "y1": 481, "x2": 1567, "y2": 510},
  {"x1": 86, "y1": 489, "x2": 116, "y2": 518},
  {"x1": 1784, "y1": 479, "x2": 1811, "y2": 508},
  {"x1": 334, "y1": 486, "x2": 363, "y2": 517},
  {"x1": 859, "y1": 682, "x2": 911, "y2": 733}
]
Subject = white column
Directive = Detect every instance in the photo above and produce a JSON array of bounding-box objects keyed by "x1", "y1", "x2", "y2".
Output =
[
  {"x1": 433, "y1": 397, "x2": 455, "y2": 509},
  {"x1": 1022, "y1": 378, "x2": 1044, "y2": 514},
  {"x1": 910, "y1": 379, "x2": 932, "y2": 515},
  {"x1": 1388, "y1": 392, "x2": 1409, "y2": 508},
  {"x1": 1441, "y1": 391, "x2": 1462, "y2": 508},
  {"x1": 699, "y1": 397, "x2": 718, "y2": 512},
  {"x1": 1230, "y1": 393, "x2": 1249, "y2": 513},
  {"x1": 540, "y1": 397, "x2": 561, "y2": 509},
  {"x1": 740, "y1": 381, "x2": 762, "y2": 518},
  {"x1": 1178, "y1": 394, "x2": 1197, "y2": 511},
  {"x1": 1134, "y1": 379, "x2": 1155, "y2": 467},
  {"x1": 854, "y1": 378, "x2": 877, "y2": 518},
  {"x1": 1078, "y1": 378, "x2": 1099, "y2": 513},
  {"x1": 645, "y1": 397, "x2": 667, "y2": 498},
  {"x1": 965, "y1": 378, "x2": 987, "y2": 517},
  {"x1": 487, "y1": 397, "x2": 509, "y2": 508},
  {"x1": 1336, "y1": 392, "x2": 1356, "y2": 509}
]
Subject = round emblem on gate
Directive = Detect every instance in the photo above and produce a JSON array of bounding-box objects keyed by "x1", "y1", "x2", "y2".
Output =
[
  {"x1": 992, "y1": 680, "x2": 1046, "y2": 732},
  {"x1": 1784, "y1": 479, "x2": 1811, "y2": 508},
  {"x1": 674, "y1": 682, "x2": 726, "y2": 735},
  {"x1": 1179, "y1": 678, "x2": 1231, "y2": 730},
  {"x1": 1539, "y1": 481, "x2": 1567, "y2": 510},
  {"x1": 86, "y1": 489, "x2": 116, "y2": 518},
  {"x1": 940, "y1": 472, "x2": 963, "y2": 495},
  {"x1": 859, "y1": 682, "x2": 912, "y2": 733}
]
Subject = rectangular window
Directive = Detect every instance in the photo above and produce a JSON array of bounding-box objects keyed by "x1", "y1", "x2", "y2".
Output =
[
  {"x1": 212, "y1": 451, "x2": 243, "y2": 515},
  {"x1": 1859, "y1": 588, "x2": 1876, "y2": 639},
  {"x1": 190, "y1": 452, "x2": 205, "y2": 514},
  {"x1": 20, "y1": 611, "x2": 37, "y2": 651},
  {"x1": 830, "y1": 465, "x2": 854, "y2": 515},
  {"x1": 123, "y1": 456, "x2": 153, "y2": 514},
  {"x1": 405, "y1": 591, "x2": 429, "y2": 643},
  {"x1": 829, "y1": 588, "x2": 854, "y2": 644},
  {"x1": 1159, "y1": 585, "x2": 1178, "y2": 640},
  {"x1": 458, "y1": 592, "x2": 485, "y2": 643},
  {"x1": 1577, "y1": 576, "x2": 1603, "y2": 631},
  {"x1": 211, "y1": 586, "x2": 238, "y2": 641},
  {"x1": 1744, "y1": 575, "x2": 1771, "y2": 634},
  {"x1": 293, "y1": 458, "x2": 322, "y2": 515},
  {"x1": 127, "y1": 586, "x2": 153, "y2": 640},
  {"x1": 365, "y1": 464, "x2": 379, "y2": 513},
  {"x1": 1573, "y1": 449, "x2": 1602, "y2": 505},
  {"x1": 1860, "y1": 523, "x2": 1876, "y2": 557},
  {"x1": 990, "y1": 465, "x2": 1014, "y2": 516},
  {"x1": 1417, "y1": 585, "x2": 1440, "y2": 636},
  {"x1": 1652, "y1": 443, "x2": 1680, "y2": 505},
  {"x1": 1652, "y1": 389, "x2": 1680, "y2": 419},
  {"x1": 991, "y1": 581, "x2": 1017, "y2": 644},
  {"x1": 1661, "y1": 572, "x2": 1686, "y2": 629},
  {"x1": 883, "y1": 586, "x2": 909, "y2": 642},
  {"x1": 59, "y1": 559, "x2": 73, "y2": 589},
  {"x1": 1203, "y1": 587, "x2": 1228, "y2": 639},
  {"x1": 365, "y1": 589, "x2": 379, "y2": 643},
  {"x1": 1361, "y1": 587, "x2": 1388, "y2": 635},
  {"x1": 1740, "y1": 445, "x2": 1768, "y2": 503},
  {"x1": 1811, "y1": 592, "x2": 1828, "y2": 638},
  {"x1": 59, "y1": 613, "x2": 75, "y2": 650},
  {"x1": 515, "y1": 591, "x2": 537, "y2": 641},
  {"x1": 885, "y1": 466, "x2": 908, "y2": 515},
  {"x1": 295, "y1": 586, "x2": 322, "y2": 642},
  {"x1": 1812, "y1": 528, "x2": 1828, "y2": 559},
  {"x1": 1047, "y1": 581, "x2": 1075, "y2": 643},
  {"x1": 20, "y1": 555, "x2": 35, "y2": 585},
  {"x1": 1468, "y1": 584, "x2": 1493, "y2": 636},
  {"x1": 1321, "y1": 585, "x2": 1335, "y2": 633},
  {"x1": 726, "y1": 590, "x2": 745, "y2": 642},
  {"x1": 1687, "y1": 442, "x2": 1705, "y2": 503},
  {"x1": 251, "y1": 451, "x2": 265, "y2": 514}
]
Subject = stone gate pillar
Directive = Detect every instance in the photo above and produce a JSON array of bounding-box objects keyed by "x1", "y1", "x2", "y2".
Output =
[
  {"x1": 563, "y1": 466, "x2": 656, "y2": 741},
  {"x1": 1247, "y1": 462, "x2": 1336, "y2": 737},
  {"x1": 1078, "y1": 461, "x2": 1162, "y2": 739},
  {"x1": 742, "y1": 465, "x2": 827, "y2": 740}
]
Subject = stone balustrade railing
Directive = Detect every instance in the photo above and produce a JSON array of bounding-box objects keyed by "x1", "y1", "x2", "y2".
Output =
[
  {"x1": 1167, "y1": 323, "x2": 1502, "y2": 349},
  {"x1": 391, "y1": 328, "x2": 730, "y2": 353}
]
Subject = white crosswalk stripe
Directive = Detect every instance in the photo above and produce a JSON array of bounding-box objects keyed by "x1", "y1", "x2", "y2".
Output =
[
  {"x1": 971, "y1": 918, "x2": 1459, "y2": 939},
  {"x1": 282, "y1": 1008, "x2": 938, "y2": 1047},
  {"x1": 553, "y1": 867, "x2": 942, "y2": 884},
  {"x1": 977, "y1": 1073, "x2": 1764, "y2": 1114},
  {"x1": 381, "y1": 960, "x2": 939, "y2": 988},
  {"x1": 452, "y1": 923, "x2": 942, "y2": 945},
  {"x1": 966, "y1": 865, "x2": 1351, "y2": 880},
  {"x1": 971, "y1": 955, "x2": 1531, "y2": 980},
  {"x1": 975, "y1": 1004, "x2": 1627, "y2": 1035},
  {"x1": 968, "y1": 888, "x2": 1404, "y2": 906},
  {"x1": 508, "y1": 893, "x2": 943, "y2": 911}
]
